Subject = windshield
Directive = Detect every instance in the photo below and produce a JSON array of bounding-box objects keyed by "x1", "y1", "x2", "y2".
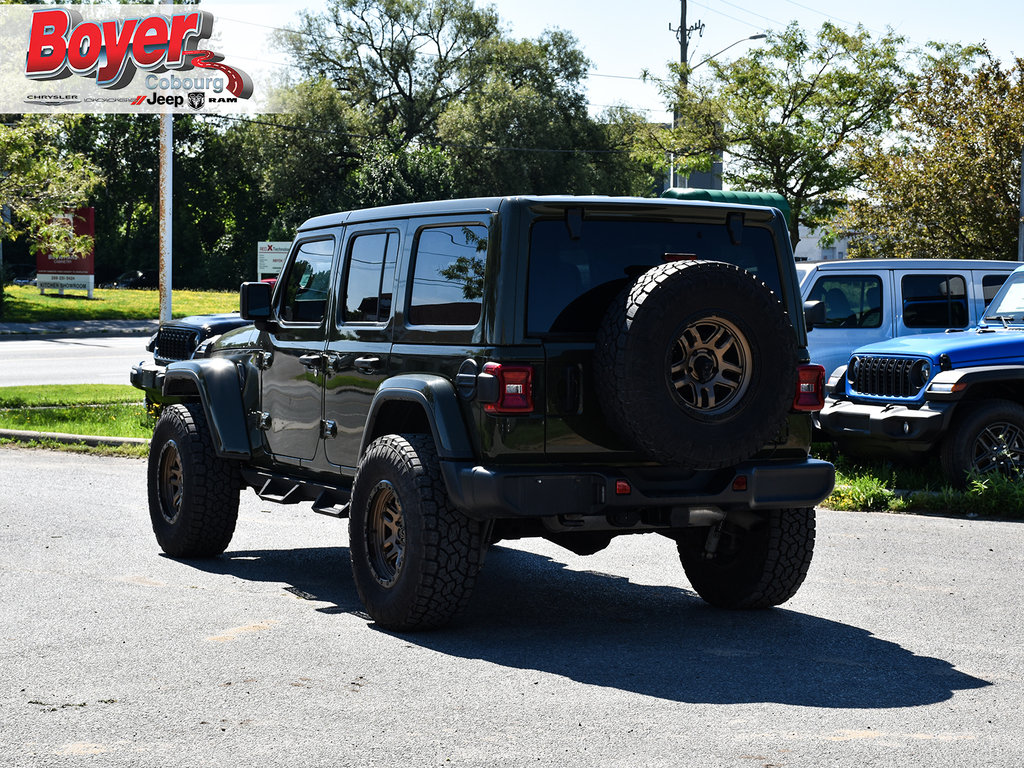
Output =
[
  {"x1": 527, "y1": 218, "x2": 782, "y2": 336},
  {"x1": 984, "y1": 271, "x2": 1024, "y2": 323}
]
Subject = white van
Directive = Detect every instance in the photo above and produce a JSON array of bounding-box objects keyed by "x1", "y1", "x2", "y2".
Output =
[{"x1": 797, "y1": 258, "x2": 1020, "y2": 376}]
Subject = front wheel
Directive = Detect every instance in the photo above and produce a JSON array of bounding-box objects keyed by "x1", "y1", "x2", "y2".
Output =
[
  {"x1": 147, "y1": 403, "x2": 240, "y2": 557},
  {"x1": 676, "y1": 507, "x2": 815, "y2": 609},
  {"x1": 940, "y1": 400, "x2": 1024, "y2": 489},
  {"x1": 349, "y1": 434, "x2": 483, "y2": 631}
]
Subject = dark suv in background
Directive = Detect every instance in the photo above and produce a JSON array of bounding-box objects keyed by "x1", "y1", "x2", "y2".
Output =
[{"x1": 132, "y1": 196, "x2": 834, "y2": 630}]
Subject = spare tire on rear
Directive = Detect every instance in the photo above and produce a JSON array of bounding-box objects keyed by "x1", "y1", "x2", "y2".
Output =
[{"x1": 594, "y1": 260, "x2": 798, "y2": 469}]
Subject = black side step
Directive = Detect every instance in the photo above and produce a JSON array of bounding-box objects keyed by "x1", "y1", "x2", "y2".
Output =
[
  {"x1": 312, "y1": 490, "x2": 350, "y2": 518},
  {"x1": 240, "y1": 467, "x2": 351, "y2": 516}
]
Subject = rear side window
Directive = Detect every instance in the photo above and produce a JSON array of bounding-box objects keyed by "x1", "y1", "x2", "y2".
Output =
[
  {"x1": 341, "y1": 231, "x2": 398, "y2": 323},
  {"x1": 278, "y1": 239, "x2": 335, "y2": 324},
  {"x1": 902, "y1": 274, "x2": 967, "y2": 328},
  {"x1": 527, "y1": 218, "x2": 782, "y2": 335},
  {"x1": 408, "y1": 224, "x2": 487, "y2": 326},
  {"x1": 806, "y1": 275, "x2": 882, "y2": 329}
]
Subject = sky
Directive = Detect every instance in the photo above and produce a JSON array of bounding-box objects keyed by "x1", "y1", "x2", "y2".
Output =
[{"x1": 204, "y1": 0, "x2": 1024, "y2": 122}]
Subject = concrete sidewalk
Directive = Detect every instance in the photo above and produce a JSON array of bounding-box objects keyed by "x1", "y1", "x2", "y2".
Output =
[{"x1": 0, "y1": 319, "x2": 158, "y2": 337}]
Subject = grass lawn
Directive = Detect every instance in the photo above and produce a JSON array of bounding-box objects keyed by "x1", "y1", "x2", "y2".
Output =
[
  {"x1": 1, "y1": 285, "x2": 238, "y2": 322},
  {"x1": 0, "y1": 384, "x2": 152, "y2": 439}
]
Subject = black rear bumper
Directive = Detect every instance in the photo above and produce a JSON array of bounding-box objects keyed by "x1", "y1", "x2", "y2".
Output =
[{"x1": 441, "y1": 457, "x2": 835, "y2": 521}]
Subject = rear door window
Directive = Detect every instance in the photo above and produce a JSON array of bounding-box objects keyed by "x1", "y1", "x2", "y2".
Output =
[
  {"x1": 340, "y1": 231, "x2": 398, "y2": 324},
  {"x1": 901, "y1": 274, "x2": 967, "y2": 328}
]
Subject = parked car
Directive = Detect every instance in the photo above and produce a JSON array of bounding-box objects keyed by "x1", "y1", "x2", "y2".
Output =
[
  {"x1": 3, "y1": 263, "x2": 37, "y2": 286},
  {"x1": 132, "y1": 195, "x2": 834, "y2": 630},
  {"x1": 797, "y1": 258, "x2": 1019, "y2": 378},
  {"x1": 143, "y1": 312, "x2": 253, "y2": 366},
  {"x1": 817, "y1": 263, "x2": 1024, "y2": 487},
  {"x1": 105, "y1": 270, "x2": 158, "y2": 289}
]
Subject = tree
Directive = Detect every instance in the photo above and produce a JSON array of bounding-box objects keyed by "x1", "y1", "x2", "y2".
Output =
[
  {"x1": 838, "y1": 46, "x2": 1024, "y2": 261},
  {"x1": 436, "y1": 31, "x2": 652, "y2": 196},
  {"x1": 659, "y1": 22, "x2": 907, "y2": 248},
  {"x1": 279, "y1": 0, "x2": 500, "y2": 143},
  {"x1": 0, "y1": 116, "x2": 100, "y2": 317}
]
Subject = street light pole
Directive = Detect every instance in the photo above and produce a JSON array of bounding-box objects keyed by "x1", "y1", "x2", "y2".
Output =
[
  {"x1": 1018, "y1": 145, "x2": 1023, "y2": 262},
  {"x1": 691, "y1": 34, "x2": 767, "y2": 73}
]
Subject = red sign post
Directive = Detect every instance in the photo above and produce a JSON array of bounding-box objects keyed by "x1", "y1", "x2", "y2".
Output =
[{"x1": 37, "y1": 207, "x2": 95, "y2": 297}]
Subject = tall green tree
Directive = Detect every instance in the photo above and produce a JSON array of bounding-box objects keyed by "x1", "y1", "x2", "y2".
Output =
[
  {"x1": 0, "y1": 116, "x2": 100, "y2": 316},
  {"x1": 654, "y1": 22, "x2": 907, "y2": 248},
  {"x1": 437, "y1": 31, "x2": 652, "y2": 196},
  {"x1": 279, "y1": 0, "x2": 500, "y2": 143},
  {"x1": 838, "y1": 46, "x2": 1024, "y2": 260}
]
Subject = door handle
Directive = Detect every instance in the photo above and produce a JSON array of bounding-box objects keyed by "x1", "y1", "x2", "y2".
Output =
[
  {"x1": 298, "y1": 353, "x2": 324, "y2": 372},
  {"x1": 354, "y1": 356, "x2": 381, "y2": 374}
]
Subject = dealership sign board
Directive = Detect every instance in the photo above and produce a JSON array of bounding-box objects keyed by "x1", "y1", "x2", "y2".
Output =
[
  {"x1": 1, "y1": 5, "x2": 283, "y2": 114},
  {"x1": 257, "y1": 241, "x2": 290, "y2": 281},
  {"x1": 37, "y1": 207, "x2": 96, "y2": 296}
]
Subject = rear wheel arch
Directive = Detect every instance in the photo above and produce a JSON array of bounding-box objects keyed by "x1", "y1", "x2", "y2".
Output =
[{"x1": 361, "y1": 375, "x2": 475, "y2": 461}]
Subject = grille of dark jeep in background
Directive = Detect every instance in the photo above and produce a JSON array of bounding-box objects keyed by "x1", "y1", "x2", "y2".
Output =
[
  {"x1": 848, "y1": 355, "x2": 927, "y2": 398},
  {"x1": 155, "y1": 328, "x2": 200, "y2": 363}
]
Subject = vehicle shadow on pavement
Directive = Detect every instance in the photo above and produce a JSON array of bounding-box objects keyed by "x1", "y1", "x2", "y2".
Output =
[{"x1": 183, "y1": 542, "x2": 989, "y2": 709}]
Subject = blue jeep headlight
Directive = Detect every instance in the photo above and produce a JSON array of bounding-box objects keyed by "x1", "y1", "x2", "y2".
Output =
[{"x1": 911, "y1": 360, "x2": 931, "y2": 389}]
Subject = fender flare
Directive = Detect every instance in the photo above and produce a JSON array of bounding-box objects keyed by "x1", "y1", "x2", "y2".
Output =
[
  {"x1": 360, "y1": 374, "x2": 475, "y2": 461},
  {"x1": 162, "y1": 358, "x2": 251, "y2": 459},
  {"x1": 926, "y1": 364, "x2": 1024, "y2": 402}
]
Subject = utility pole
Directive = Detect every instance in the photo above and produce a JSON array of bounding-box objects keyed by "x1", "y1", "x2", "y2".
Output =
[
  {"x1": 668, "y1": 1, "x2": 705, "y2": 188},
  {"x1": 159, "y1": 0, "x2": 172, "y2": 323}
]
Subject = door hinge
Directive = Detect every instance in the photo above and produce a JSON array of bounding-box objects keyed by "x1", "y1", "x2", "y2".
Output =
[
  {"x1": 257, "y1": 412, "x2": 272, "y2": 430},
  {"x1": 255, "y1": 351, "x2": 273, "y2": 370},
  {"x1": 320, "y1": 419, "x2": 338, "y2": 439}
]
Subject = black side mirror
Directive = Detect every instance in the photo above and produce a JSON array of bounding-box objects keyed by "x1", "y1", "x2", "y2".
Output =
[
  {"x1": 240, "y1": 281, "x2": 273, "y2": 325},
  {"x1": 803, "y1": 299, "x2": 825, "y2": 332}
]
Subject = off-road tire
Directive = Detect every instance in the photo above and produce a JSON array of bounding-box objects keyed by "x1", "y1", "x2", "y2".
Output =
[
  {"x1": 148, "y1": 403, "x2": 240, "y2": 558},
  {"x1": 676, "y1": 507, "x2": 815, "y2": 609},
  {"x1": 595, "y1": 260, "x2": 798, "y2": 469},
  {"x1": 940, "y1": 399, "x2": 1024, "y2": 489},
  {"x1": 349, "y1": 434, "x2": 484, "y2": 631}
]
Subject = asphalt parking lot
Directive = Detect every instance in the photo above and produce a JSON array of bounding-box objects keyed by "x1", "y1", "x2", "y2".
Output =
[{"x1": 1, "y1": 446, "x2": 1022, "y2": 767}]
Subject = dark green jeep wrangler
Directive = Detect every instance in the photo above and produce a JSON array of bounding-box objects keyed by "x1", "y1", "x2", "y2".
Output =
[{"x1": 131, "y1": 196, "x2": 834, "y2": 630}]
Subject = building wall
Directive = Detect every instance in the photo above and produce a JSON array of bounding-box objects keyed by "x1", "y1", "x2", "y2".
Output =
[{"x1": 793, "y1": 225, "x2": 850, "y2": 262}]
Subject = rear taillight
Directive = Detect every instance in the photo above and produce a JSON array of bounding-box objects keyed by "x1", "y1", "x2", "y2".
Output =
[
  {"x1": 481, "y1": 362, "x2": 534, "y2": 414},
  {"x1": 792, "y1": 364, "x2": 826, "y2": 411}
]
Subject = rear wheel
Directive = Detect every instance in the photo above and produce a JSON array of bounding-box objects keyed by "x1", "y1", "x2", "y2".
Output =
[
  {"x1": 676, "y1": 508, "x2": 815, "y2": 609},
  {"x1": 349, "y1": 434, "x2": 484, "y2": 631},
  {"x1": 147, "y1": 403, "x2": 240, "y2": 557},
  {"x1": 940, "y1": 400, "x2": 1024, "y2": 488}
]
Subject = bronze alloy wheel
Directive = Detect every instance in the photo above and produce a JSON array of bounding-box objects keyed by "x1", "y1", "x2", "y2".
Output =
[
  {"x1": 670, "y1": 315, "x2": 753, "y2": 415},
  {"x1": 365, "y1": 479, "x2": 406, "y2": 588},
  {"x1": 969, "y1": 420, "x2": 1024, "y2": 476},
  {"x1": 157, "y1": 439, "x2": 184, "y2": 525}
]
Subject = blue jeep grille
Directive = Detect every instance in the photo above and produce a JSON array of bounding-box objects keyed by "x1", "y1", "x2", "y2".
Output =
[{"x1": 849, "y1": 355, "x2": 928, "y2": 398}]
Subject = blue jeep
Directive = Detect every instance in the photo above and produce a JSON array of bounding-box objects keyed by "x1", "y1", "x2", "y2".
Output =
[{"x1": 817, "y1": 263, "x2": 1024, "y2": 487}]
